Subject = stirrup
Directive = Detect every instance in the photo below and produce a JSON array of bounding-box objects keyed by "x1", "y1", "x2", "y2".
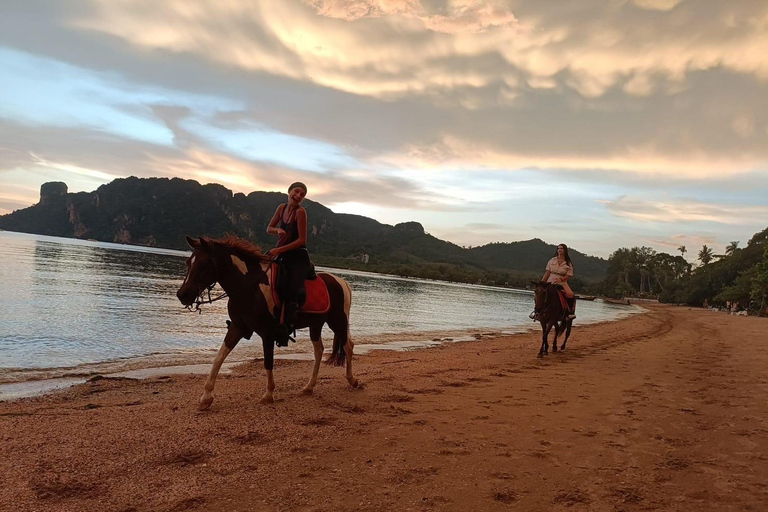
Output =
[
  {"x1": 529, "y1": 311, "x2": 539, "y2": 321},
  {"x1": 274, "y1": 325, "x2": 296, "y2": 347}
]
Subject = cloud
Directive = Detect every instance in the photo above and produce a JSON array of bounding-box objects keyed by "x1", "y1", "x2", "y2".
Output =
[
  {"x1": 303, "y1": 0, "x2": 519, "y2": 33},
  {"x1": 2, "y1": 0, "x2": 768, "y2": 256},
  {"x1": 647, "y1": 234, "x2": 717, "y2": 252},
  {"x1": 3, "y1": 1, "x2": 768, "y2": 178},
  {"x1": 0, "y1": 119, "x2": 451, "y2": 215},
  {"x1": 600, "y1": 196, "x2": 768, "y2": 225},
  {"x1": 632, "y1": 0, "x2": 682, "y2": 12}
]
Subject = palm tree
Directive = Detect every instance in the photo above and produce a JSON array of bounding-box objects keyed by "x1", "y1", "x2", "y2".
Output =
[
  {"x1": 698, "y1": 245, "x2": 714, "y2": 266},
  {"x1": 725, "y1": 241, "x2": 740, "y2": 256},
  {"x1": 678, "y1": 245, "x2": 687, "y2": 259}
]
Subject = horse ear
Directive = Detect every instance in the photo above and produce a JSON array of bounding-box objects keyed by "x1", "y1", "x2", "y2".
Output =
[
  {"x1": 199, "y1": 237, "x2": 213, "y2": 252},
  {"x1": 530, "y1": 280, "x2": 539, "y2": 286},
  {"x1": 186, "y1": 236, "x2": 201, "y2": 249}
]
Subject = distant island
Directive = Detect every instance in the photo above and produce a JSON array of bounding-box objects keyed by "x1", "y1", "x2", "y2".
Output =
[{"x1": 0, "y1": 177, "x2": 607, "y2": 288}]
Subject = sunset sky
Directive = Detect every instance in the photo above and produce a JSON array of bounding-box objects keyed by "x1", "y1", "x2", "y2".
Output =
[{"x1": 1, "y1": 0, "x2": 767, "y2": 258}]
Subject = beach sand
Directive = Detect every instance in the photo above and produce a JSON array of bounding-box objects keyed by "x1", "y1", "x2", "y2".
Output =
[{"x1": 1, "y1": 304, "x2": 767, "y2": 512}]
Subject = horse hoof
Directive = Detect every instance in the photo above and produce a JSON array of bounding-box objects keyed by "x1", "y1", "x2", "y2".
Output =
[
  {"x1": 537, "y1": 352, "x2": 544, "y2": 358},
  {"x1": 259, "y1": 394, "x2": 274, "y2": 405},
  {"x1": 350, "y1": 378, "x2": 360, "y2": 389},
  {"x1": 198, "y1": 395, "x2": 214, "y2": 411},
  {"x1": 301, "y1": 387, "x2": 314, "y2": 395}
]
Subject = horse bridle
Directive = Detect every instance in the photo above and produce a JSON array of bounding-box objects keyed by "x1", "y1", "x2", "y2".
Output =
[
  {"x1": 185, "y1": 249, "x2": 229, "y2": 314},
  {"x1": 535, "y1": 284, "x2": 552, "y2": 318}
]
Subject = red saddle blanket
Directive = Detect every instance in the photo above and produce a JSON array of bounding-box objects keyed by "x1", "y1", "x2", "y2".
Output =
[{"x1": 269, "y1": 264, "x2": 330, "y2": 314}]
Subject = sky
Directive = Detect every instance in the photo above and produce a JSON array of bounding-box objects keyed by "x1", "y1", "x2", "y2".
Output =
[{"x1": 1, "y1": 0, "x2": 767, "y2": 259}]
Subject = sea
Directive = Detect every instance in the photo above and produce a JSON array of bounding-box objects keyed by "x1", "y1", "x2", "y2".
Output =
[{"x1": 0, "y1": 231, "x2": 642, "y2": 399}]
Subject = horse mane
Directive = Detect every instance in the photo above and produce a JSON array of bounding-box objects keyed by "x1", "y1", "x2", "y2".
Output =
[{"x1": 207, "y1": 235, "x2": 270, "y2": 263}]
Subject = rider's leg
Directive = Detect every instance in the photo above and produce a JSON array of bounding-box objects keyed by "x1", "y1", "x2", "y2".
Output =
[
  {"x1": 567, "y1": 297, "x2": 576, "y2": 318},
  {"x1": 561, "y1": 282, "x2": 576, "y2": 318},
  {"x1": 275, "y1": 252, "x2": 309, "y2": 346},
  {"x1": 274, "y1": 261, "x2": 297, "y2": 347}
]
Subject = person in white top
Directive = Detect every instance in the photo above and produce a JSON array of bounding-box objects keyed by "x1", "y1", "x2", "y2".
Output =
[{"x1": 541, "y1": 243, "x2": 576, "y2": 319}]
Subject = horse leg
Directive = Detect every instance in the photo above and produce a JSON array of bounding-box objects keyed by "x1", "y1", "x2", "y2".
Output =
[
  {"x1": 259, "y1": 335, "x2": 276, "y2": 404},
  {"x1": 343, "y1": 333, "x2": 360, "y2": 388},
  {"x1": 302, "y1": 324, "x2": 324, "y2": 395},
  {"x1": 326, "y1": 300, "x2": 359, "y2": 388},
  {"x1": 539, "y1": 321, "x2": 552, "y2": 357},
  {"x1": 199, "y1": 323, "x2": 243, "y2": 410},
  {"x1": 552, "y1": 321, "x2": 562, "y2": 353},
  {"x1": 561, "y1": 320, "x2": 573, "y2": 351}
]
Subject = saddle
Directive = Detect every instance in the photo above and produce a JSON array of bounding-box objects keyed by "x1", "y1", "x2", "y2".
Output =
[
  {"x1": 554, "y1": 285, "x2": 574, "y2": 321},
  {"x1": 269, "y1": 263, "x2": 330, "y2": 314}
]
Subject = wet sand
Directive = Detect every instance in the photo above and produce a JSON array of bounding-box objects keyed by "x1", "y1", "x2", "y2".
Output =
[{"x1": 1, "y1": 304, "x2": 767, "y2": 512}]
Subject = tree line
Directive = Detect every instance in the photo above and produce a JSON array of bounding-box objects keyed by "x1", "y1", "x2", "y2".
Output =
[{"x1": 596, "y1": 226, "x2": 768, "y2": 315}]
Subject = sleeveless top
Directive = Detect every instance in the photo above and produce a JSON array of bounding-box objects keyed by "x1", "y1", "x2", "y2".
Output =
[{"x1": 276, "y1": 204, "x2": 305, "y2": 249}]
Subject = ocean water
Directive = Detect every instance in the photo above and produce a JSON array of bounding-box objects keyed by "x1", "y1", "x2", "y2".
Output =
[{"x1": 0, "y1": 231, "x2": 640, "y2": 389}]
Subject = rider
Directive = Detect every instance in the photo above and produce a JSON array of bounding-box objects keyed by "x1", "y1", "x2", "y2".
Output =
[
  {"x1": 266, "y1": 182, "x2": 314, "y2": 346},
  {"x1": 541, "y1": 243, "x2": 576, "y2": 320}
]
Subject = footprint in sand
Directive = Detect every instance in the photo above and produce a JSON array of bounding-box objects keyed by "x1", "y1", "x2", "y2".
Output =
[
  {"x1": 440, "y1": 380, "x2": 471, "y2": 388},
  {"x1": 657, "y1": 457, "x2": 691, "y2": 470},
  {"x1": 386, "y1": 405, "x2": 413, "y2": 416},
  {"x1": 406, "y1": 388, "x2": 444, "y2": 395},
  {"x1": 552, "y1": 488, "x2": 591, "y2": 506},
  {"x1": 234, "y1": 431, "x2": 270, "y2": 446},
  {"x1": 492, "y1": 487, "x2": 517, "y2": 504},
  {"x1": 382, "y1": 394, "x2": 414, "y2": 403},
  {"x1": 300, "y1": 416, "x2": 335, "y2": 426},
  {"x1": 160, "y1": 449, "x2": 211, "y2": 467}
]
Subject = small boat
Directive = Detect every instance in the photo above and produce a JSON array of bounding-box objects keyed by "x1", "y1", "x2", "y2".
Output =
[
  {"x1": 601, "y1": 297, "x2": 630, "y2": 305},
  {"x1": 575, "y1": 294, "x2": 596, "y2": 301}
]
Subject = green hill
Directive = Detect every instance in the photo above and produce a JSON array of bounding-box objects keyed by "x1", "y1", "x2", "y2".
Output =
[{"x1": 0, "y1": 177, "x2": 608, "y2": 286}]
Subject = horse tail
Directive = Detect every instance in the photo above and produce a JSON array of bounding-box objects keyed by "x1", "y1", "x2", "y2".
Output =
[{"x1": 326, "y1": 275, "x2": 352, "y2": 367}]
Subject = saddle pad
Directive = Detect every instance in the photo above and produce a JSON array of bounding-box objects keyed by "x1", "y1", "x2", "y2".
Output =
[{"x1": 270, "y1": 263, "x2": 330, "y2": 314}]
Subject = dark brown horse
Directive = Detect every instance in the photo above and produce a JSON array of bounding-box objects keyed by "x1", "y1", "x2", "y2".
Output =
[
  {"x1": 176, "y1": 235, "x2": 360, "y2": 409},
  {"x1": 532, "y1": 281, "x2": 573, "y2": 357}
]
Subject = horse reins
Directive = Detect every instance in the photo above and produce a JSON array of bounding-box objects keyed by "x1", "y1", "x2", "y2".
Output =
[
  {"x1": 536, "y1": 286, "x2": 552, "y2": 318},
  {"x1": 184, "y1": 252, "x2": 229, "y2": 314},
  {"x1": 185, "y1": 282, "x2": 228, "y2": 314}
]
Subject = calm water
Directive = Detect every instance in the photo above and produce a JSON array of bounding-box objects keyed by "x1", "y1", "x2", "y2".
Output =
[{"x1": 0, "y1": 232, "x2": 639, "y2": 385}]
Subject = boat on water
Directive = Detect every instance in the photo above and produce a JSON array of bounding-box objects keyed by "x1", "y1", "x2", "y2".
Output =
[
  {"x1": 575, "y1": 294, "x2": 596, "y2": 301},
  {"x1": 600, "y1": 297, "x2": 631, "y2": 305}
]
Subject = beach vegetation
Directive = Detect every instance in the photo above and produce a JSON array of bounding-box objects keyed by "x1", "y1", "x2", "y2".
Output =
[{"x1": 599, "y1": 227, "x2": 768, "y2": 314}]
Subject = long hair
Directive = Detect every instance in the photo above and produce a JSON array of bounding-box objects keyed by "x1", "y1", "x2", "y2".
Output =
[{"x1": 553, "y1": 243, "x2": 573, "y2": 267}]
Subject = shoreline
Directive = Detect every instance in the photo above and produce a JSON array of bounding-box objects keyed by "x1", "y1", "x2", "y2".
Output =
[{"x1": 0, "y1": 310, "x2": 645, "y2": 401}]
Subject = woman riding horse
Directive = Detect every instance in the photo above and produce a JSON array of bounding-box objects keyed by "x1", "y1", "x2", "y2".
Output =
[
  {"x1": 266, "y1": 182, "x2": 315, "y2": 346},
  {"x1": 540, "y1": 243, "x2": 576, "y2": 320}
]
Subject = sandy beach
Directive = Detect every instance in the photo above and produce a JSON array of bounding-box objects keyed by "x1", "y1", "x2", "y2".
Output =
[{"x1": 1, "y1": 304, "x2": 767, "y2": 512}]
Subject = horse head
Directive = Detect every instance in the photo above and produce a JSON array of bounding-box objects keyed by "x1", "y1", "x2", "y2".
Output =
[
  {"x1": 531, "y1": 280, "x2": 550, "y2": 312},
  {"x1": 177, "y1": 236, "x2": 218, "y2": 306}
]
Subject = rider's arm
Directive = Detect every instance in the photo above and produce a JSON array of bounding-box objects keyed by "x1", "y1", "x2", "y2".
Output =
[
  {"x1": 541, "y1": 270, "x2": 551, "y2": 282},
  {"x1": 266, "y1": 205, "x2": 285, "y2": 235}
]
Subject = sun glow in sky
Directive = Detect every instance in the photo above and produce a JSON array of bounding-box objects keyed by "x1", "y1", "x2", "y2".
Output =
[{"x1": 1, "y1": 0, "x2": 767, "y2": 258}]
